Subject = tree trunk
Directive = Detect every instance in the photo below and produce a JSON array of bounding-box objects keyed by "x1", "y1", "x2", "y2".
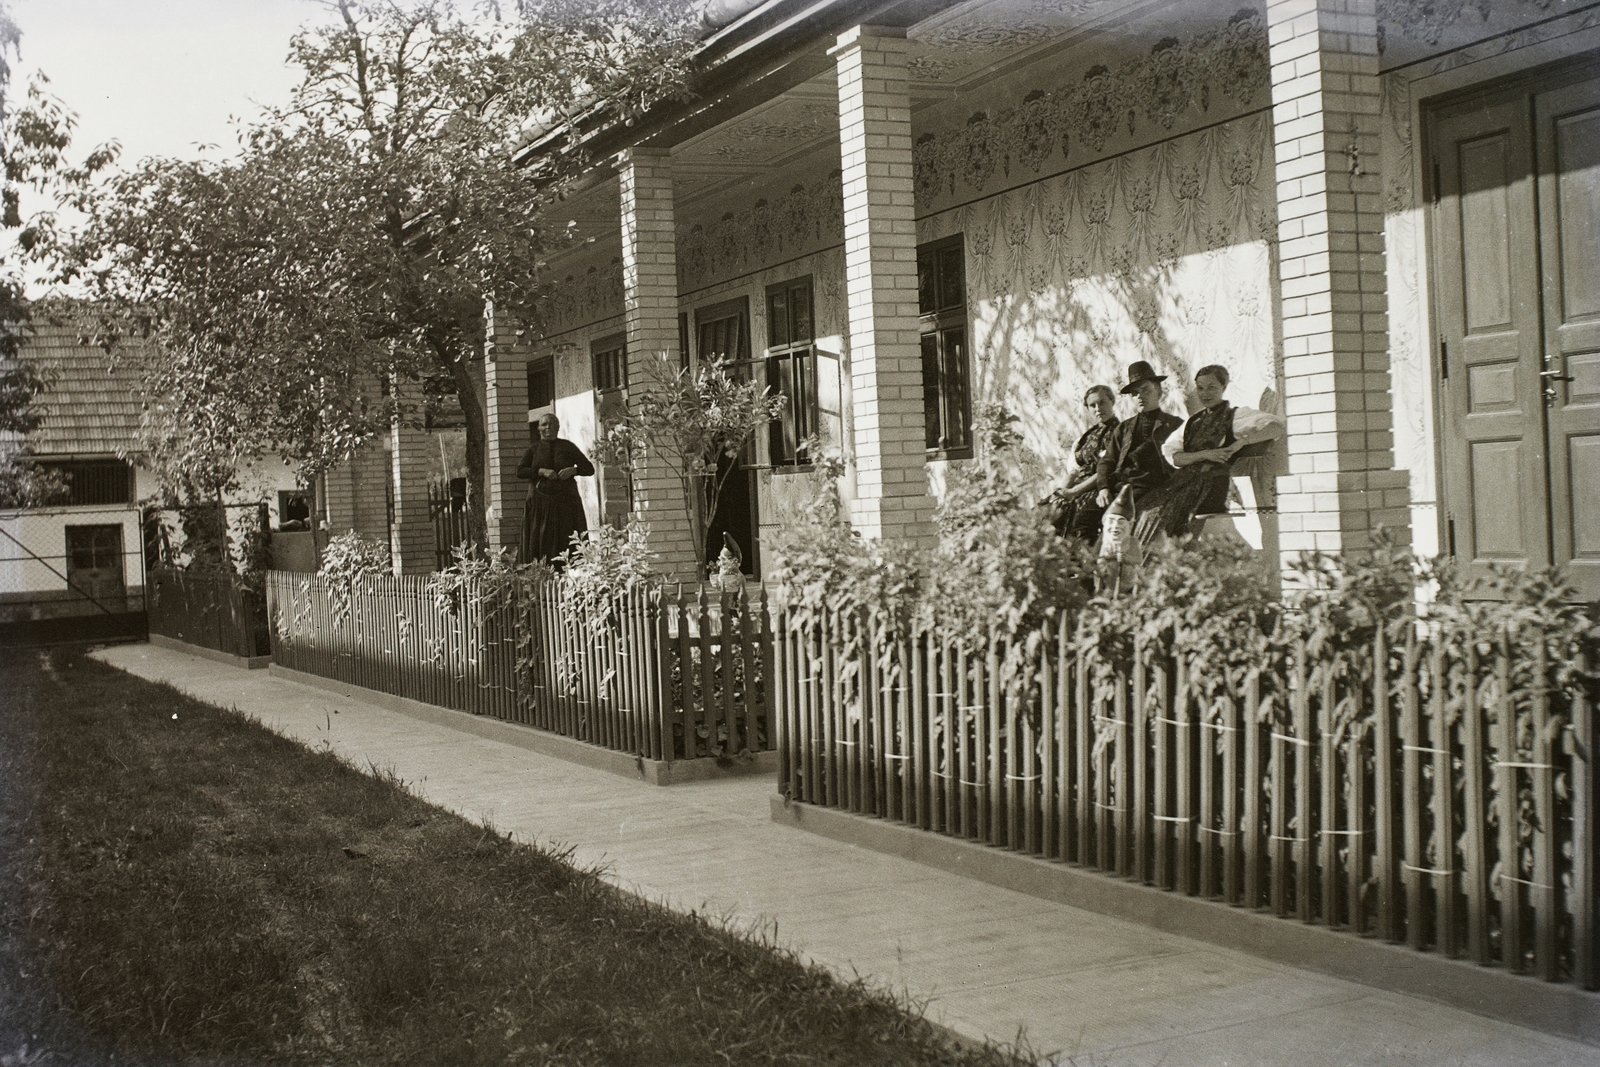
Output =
[{"x1": 447, "y1": 354, "x2": 489, "y2": 552}]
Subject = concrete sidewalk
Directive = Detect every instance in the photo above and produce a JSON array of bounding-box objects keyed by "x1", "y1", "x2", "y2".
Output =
[{"x1": 93, "y1": 642, "x2": 1599, "y2": 1067}]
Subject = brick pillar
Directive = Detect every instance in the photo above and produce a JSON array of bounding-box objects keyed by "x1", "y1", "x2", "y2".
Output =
[
  {"x1": 484, "y1": 302, "x2": 530, "y2": 555},
  {"x1": 324, "y1": 443, "x2": 388, "y2": 542},
  {"x1": 831, "y1": 25, "x2": 934, "y2": 544},
  {"x1": 1268, "y1": 0, "x2": 1411, "y2": 568},
  {"x1": 390, "y1": 420, "x2": 435, "y2": 574},
  {"x1": 351, "y1": 445, "x2": 391, "y2": 542},
  {"x1": 323, "y1": 460, "x2": 356, "y2": 534},
  {"x1": 618, "y1": 147, "x2": 698, "y2": 581}
]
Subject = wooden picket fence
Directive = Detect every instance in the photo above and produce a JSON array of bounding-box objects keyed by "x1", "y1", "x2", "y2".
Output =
[
  {"x1": 524, "y1": 583, "x2": 773, "y2": 760},
  {"x1": 148, "y1": 566, "x2": 269, "y2": 659},
  {"x1": 265, "y1": 571, "x2": 772, "y2": 761},
  {"x1": 267, "y1": 572, "x2": 520, "y2": 716},
  {"x1": 772, "y1": 607, "x2": 1599, "y2": 989}
]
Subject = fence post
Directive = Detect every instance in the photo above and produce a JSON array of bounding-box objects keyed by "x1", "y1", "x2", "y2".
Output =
[
  {"x1": 1375, "y1": 624, "x2": 1399, "y2": 941},
  {"x1": 1461, "y1": 643, "x2": 1490, "y2": 963},
  {"x1": 1573, "y1": 645, "x2": 1597, "y2": 990}
]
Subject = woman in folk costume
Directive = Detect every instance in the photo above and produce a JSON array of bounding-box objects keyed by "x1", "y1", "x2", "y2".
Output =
[
  {"x1": 1095, "y1": 361, "x2": 1185, "y2": 512},
  {"x1": 1047, "y1": 384, "x2": 1121, "y2": 544},
  {"x1": 517, "y1": 412, "x2": 595, "y2": 566},
  {"x1": 1137, "y1": 364, "x2": 1286, "y2": 541}
]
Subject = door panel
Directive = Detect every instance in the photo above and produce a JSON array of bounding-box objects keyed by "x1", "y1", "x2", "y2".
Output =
[
  {"x1": 1432, "y1": 98, "x2": 1549, "y2": 575},
  {"x1": 1570, "y1": 435, "x2": 1600, "y2": 559},
  {"x1": 1468, "y1": 440, "x2": 1529, "y2": 558},
  {"x1": 1458, "y1": 136, "x2": 1516, "y2": 333},
  {"x1": 1539, "y1": 74, "x2": 1600, "y2": 598}
]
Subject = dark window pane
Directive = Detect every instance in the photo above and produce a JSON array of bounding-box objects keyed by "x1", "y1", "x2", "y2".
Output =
[
  {"x1": 939, "y1": 246, "x2": 964, "y2": 311},
  {"x1": 767, "y1": 355, "x2": 797, "y2": 463},
  {"x1": 767, "y1": 290, "x2": 788, "y2": 347},
  {"x1": 922, "y1": 333, "x2": 942, "y2": 450},
  {"x1": 38, "y1": 460, "x2": 132, "y2": 506},
  {"x1": 527, "y1": 360, "x2": 555, "y2": 409},
  {"x1": 790, "y1": 285, "x2": 811, "y2": 343},
  {"x1": 918, "y1": 254, "x2": 936, "y2": 315},
  {"x1": 942, "y1": 326, "x2": 970, "y2": 449},
  {"x1": 794, "y1": 349, "x2": 813, "y2": 446}
]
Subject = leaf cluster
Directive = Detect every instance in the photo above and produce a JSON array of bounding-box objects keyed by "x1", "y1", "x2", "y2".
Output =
[
  {"x1": 594, "y1": 355, "x2": 784, "y2": 569},
  {"x1": 318, "y1": 529, "x2": 395, "y2": 623},
  {"x1": 0, "y1": 443, "x2": 67, "y2": 507},
  {"x1": 47, "y1": 0, "x2": 698, "y2": 510}
]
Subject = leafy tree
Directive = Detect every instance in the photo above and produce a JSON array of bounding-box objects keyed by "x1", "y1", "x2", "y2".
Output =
[
  {"x1": 1, "y1": 1, "x2": 115, "y2": 503},
  {"x1": 55, "y1": 0, "x2": 697, "y2": 549},
  {"x1": 594, "y1": 356, "x2": 784, "y2": 574}
]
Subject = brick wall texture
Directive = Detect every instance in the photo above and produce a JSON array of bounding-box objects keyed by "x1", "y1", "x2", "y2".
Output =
[
  {"x1": 1267, "y1": 0, "x2": 1412, "y2": 561},
  {"x1": 618, "y1": 148, "x2": 700, "y2": 581},
  {"x1": 389, "y1": 421, "x2": 436, "y2": 575},
  {"x1": 484, "y1": 303, "x2": 532, "y2": 555},
  {"x1": 832, "y1": 25, "x2": 935, "y2": 545}
]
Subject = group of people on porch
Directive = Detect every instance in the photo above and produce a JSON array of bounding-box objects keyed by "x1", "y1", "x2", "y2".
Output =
[
  {"x1": 1048, "y1": 360, "x2": 1285, "y2": 552},
  {"x1": 514, "y1": 361, "x2": 1285, "y2": 568}
]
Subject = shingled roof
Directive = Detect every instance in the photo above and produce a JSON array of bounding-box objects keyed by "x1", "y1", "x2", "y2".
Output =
[{"x1": 12, "y1": 318, "x2": 150, "y2": 458}]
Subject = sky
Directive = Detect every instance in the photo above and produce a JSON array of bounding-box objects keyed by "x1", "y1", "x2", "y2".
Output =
[{"x1": 9, "y1": 0, "x2": 329, "y2": 164}]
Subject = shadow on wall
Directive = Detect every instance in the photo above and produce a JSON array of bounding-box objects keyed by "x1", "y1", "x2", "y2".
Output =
[{"x1": 923, "y1": 112, "x2": 1279, "y2": 484}]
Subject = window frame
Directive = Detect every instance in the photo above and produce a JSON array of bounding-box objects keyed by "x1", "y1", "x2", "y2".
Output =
[
  {"x1": 764, "y1": 276, "x2": 817, "y2": 469},
  {"x1": 526, "y1": 356, "x2": 556, "y2": 415},
  {"x1": 695, "y1": 295, "x2": 758, "y2": 467},
  {"x1": 37, "y1": 458, "x2": 134, "y2": 507},
  {"x1": 590, "y1": 333, "x2": 628, "y2": 394},
  {"x1": 917, "y1": 234, "x2": 973, "y2": 460}
]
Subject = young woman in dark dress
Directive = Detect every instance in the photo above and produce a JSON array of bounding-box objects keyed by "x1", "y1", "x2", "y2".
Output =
[
  {"x1": 517, "y1": 412, "x2": 595, "y2": 566},
  {"x1": 1140, "y1": 364, "x2": 1285, "y2": 540}
]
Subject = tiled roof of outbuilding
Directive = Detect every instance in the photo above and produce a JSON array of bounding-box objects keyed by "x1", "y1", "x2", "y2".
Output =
[{"x1": 12, "y1": 319, "x2": 149, "y2": 458}]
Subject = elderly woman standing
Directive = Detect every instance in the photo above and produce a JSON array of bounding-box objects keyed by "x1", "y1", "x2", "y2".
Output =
[
  {"x1": 1048, "y1": 384, "x2": 1120, "y2": 543},
  {"x1": 517, "y1": 412, "x2": 595, "y2": 566}
]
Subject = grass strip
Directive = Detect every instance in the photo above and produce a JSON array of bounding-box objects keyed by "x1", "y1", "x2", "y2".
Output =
[{"x1": 0, "y1": 646, "x2": 1031, "y2": 1067}]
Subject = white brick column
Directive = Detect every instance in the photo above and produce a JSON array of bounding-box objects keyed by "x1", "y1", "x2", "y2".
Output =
[
  {"x1": 390, "y1": 420, "x2": 435, "y2": 574},
  {"x1": 618, "y1": 147, "x2": 698, "y2": 581},
  {"x1": 483, "y1": 302, "x2": 531, "y2": 556},
  {"x1": 831, "y1": 25, "x2": 934, "y2": 544},
  {"x1": 1269, "y1": 0, "x2": 1411, "y2": 566},
  {"x1": 324, "y1": 389, "x2": 392, "y2": 546}
]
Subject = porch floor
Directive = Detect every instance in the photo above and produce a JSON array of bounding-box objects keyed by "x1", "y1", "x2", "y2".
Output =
[{"x1": 94, "y1": 642, "x2": 1600, "y2": 1067}]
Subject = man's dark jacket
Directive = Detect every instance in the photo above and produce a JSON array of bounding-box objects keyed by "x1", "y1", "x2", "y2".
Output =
[{"x1": 1096, "y1": 408, "x2": 1185, "y2": 501}]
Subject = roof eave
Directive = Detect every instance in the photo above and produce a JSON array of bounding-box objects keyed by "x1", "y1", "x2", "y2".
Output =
[{"x1": 512, "y1": 0, "x2": 947, "y2": 178}]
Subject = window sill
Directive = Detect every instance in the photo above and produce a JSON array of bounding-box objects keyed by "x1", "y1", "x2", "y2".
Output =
[{"x1": 926, "y1": 447, "x2": 974, "y2": 462}]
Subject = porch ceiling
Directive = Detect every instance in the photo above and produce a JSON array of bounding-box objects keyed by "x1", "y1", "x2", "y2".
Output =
[{"x1": 541, "y1": 0, "x2": 1246, "y2": 269}]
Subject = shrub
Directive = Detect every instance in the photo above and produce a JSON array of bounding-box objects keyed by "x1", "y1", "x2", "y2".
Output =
[{"x1": 317, "y1": 530, "x2": 394, "y2": 623}]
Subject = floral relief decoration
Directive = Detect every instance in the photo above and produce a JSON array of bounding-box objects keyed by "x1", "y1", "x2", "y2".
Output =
[
  {"x1": 918, "y1": 113, "x2": 1278, "y2": 476},
  {"x1": 912, "y1": 8, "x2": 1268, "y2": 205},
  {"x1": 538, "y1": 256, "x2": 625, "y2": 335},
  {"x1": 1375, "y1": 0, "x2": 1559, "y2": 49},
  {"x1": 1377, "y1": 72, "x2": 1436, "y2": 518},
  {"x1": 676, "y1": 171, "x2": 846, "y2": 290}
]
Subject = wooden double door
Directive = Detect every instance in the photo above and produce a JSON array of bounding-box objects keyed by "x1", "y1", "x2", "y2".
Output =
[{"x1": 1429, "y1": 58, "x2": 1600, "y2": 598}]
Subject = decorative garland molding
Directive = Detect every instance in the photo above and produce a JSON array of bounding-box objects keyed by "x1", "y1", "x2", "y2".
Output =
[
  {"x1": 912, "y1": 7, "x2": 1269, "y2": 203},
  {"x1": 676, "y1": 171, "x2": 846, "y2": 290},
  {"x1": 1376, "y1": 0, "x2": 1561, "y2": 49}
]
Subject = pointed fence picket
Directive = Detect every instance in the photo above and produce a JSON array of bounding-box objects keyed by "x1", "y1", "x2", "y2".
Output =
[
  {"x1": 266, "y1": 572, "x2": 771, "y2": 764},
  {"x1": 772, "y1": 606, "x2": 1598, "y2": 991}
]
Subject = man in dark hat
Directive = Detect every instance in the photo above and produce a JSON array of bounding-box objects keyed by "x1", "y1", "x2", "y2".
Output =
[{"x1": 1095, "y1": 360, "x2": 1184, "y2": 511}]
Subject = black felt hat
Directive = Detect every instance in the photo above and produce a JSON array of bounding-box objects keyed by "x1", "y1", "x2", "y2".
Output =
[{"x1": 1119, "y1": 360, "x2": 1168, "y2": 395}]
